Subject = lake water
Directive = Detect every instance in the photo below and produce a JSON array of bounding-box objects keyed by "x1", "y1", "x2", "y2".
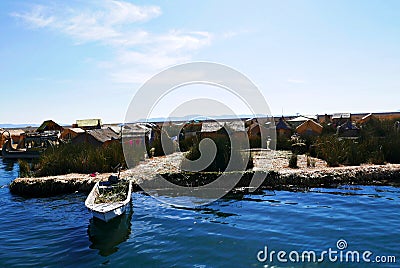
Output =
[{"x1": 0, "y1": 159, "x2": 399, "y2": 267}]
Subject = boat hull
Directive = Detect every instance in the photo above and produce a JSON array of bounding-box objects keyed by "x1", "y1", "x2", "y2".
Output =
[
  {"x1": 1, "y1": 149, "x2": 41, "y2": 159},
  {"x1": 91, "y1": 203, "x2": 128, "y2": 222},
  {"x1": 1, "y1": 140, "x2": 41, "y2": 159}
]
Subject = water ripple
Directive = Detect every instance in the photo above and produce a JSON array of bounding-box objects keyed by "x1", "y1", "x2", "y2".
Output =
[{"x1": 1, "y1": 161, "x2": 399, "y2": 267}]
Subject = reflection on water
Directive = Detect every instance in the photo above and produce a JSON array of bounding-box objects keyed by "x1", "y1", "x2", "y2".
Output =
[
  {"x1": 87, "y1": 202, "x2": 133, "y2": 257},
  {"x1": 1, "y1": 158, "x2": 17, "y2": 172}
]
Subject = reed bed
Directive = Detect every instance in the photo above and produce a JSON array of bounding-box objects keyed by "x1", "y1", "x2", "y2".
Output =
[{"x1": 19, "y1": 142, "x2": 126, "y2": 177}]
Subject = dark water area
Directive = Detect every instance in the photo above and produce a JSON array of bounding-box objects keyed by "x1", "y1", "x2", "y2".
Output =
[{"x1": 0, "y1": 159, "x2": 399, "y2": 267}]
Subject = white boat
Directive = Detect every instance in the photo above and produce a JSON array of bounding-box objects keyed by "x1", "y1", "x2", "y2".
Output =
[{"x1": 85, "y1": 179, "x2": 132, "y2": 222}]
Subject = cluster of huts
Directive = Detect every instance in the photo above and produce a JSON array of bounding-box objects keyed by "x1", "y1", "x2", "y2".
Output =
[
  {"x1": 0, "y1": 119, "x2": 121, "y2": 149},
  {"x1": 2, "y1": 111, "x2": 400, "y2": 151},
  {"x1": 276, "y1": 112, "x2": 399, "y2": 139}
]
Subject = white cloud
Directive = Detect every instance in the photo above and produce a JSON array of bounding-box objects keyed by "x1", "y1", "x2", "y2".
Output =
[
  {"x1": 11, "y1": 5, "x2": 54, "y2": 28},
  {"x1": 11, "y1": 0, "x2": 212, "y2": 84}
]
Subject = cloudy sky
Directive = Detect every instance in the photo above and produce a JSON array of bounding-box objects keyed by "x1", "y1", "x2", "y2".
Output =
[{"x1": 1, "y1": 0, "x2": 400, "y2": 124}]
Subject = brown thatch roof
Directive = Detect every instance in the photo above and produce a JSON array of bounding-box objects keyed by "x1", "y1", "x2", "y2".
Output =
[
  {"x1": 87, "y1": 128, "x2": 120, "y2": 143},
  {"x1": 296, "y1": 120, "x2": 323, "y2": 135},
  {"x1": 36, "y1": 120, "x2": 64, "y2": 133}
]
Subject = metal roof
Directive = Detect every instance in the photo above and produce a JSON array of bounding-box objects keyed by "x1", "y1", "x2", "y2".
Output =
[
  {"x1": 68, "y1": 128, "x2": 85, "y2": 133},
  {"x1": 302, "y1": 115, "x2": 318, "y2": 120},
  {"x1": 288, "y1": 116, "x2": 313, "y2": 122},
  {"x1": 201, "y1": 121, "x2": 245, "y2": 133},
  {"x1": 332, "y1": 113, "x2": 351, "y2": 119}
]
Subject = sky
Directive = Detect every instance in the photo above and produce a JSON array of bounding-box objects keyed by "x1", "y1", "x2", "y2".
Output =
[{"x1": 1, "y1": 0, "x2": 400, "y2": 124}]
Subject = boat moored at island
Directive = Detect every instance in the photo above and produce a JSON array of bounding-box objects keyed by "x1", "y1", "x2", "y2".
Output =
[{"x1": 85, "y1": 178, "x2": 133, "y2": 222}]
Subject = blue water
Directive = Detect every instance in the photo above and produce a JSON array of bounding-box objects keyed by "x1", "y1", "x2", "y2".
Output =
[{"x1": 0, "y1": 159, "x2": 399, "y2": 267}]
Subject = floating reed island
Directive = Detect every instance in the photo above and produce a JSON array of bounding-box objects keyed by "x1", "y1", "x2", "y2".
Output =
[
  {"x1": 9, "y1": 152, "x2": 400, "y2": 197},
  {"x1": 9, "y1": 116, "x2": 400, "y2": 197}
]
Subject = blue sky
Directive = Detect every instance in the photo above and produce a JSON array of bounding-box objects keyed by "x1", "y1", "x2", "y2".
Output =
[{"x1": 1, "y1": 0, "x2": 399, "y2": 124}]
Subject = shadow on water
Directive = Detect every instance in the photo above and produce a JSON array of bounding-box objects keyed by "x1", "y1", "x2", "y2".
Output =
[
  {"x1": 87, "y1": 202, "x2": 133, "y2": 257},
  {"x1": 171, "y1": 204, "x2": 238, "y2": 218}
]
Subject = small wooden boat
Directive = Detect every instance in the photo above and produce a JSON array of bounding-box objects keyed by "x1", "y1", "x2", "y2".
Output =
[{"x1": 85, "y1": 179, "x2": 132, "y2": 222}]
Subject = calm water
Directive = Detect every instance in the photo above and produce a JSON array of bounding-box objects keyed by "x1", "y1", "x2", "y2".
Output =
[{"x1": 0, "y1": 159, "x2": 399, "y2": 267}]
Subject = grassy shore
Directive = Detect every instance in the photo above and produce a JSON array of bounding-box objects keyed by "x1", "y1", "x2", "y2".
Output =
[{"x1": 19, "y1": 142, "x2": 126, "y2": 177}]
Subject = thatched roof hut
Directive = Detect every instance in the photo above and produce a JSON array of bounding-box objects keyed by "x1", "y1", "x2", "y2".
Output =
[
  {"x1": 36, "y1": 120, "x2": 64, "y2": 133},
  {"x1": 199, "y1": 120, "x2": 246, "y2": 142},
  {"x1": 296, "y1": 120, "x2": 323, "y2": 136},
  {"x1": 72, "y1": 128, "x2": 120, "y2": 147},
  {"x1": 287, "y1": 115, "x2": 316, "y2": 128},
  {"x1": 276, "y1": 117, "x2": 292, "y2": 137},
  {"x1": 60, "y1": 128, "x2": 85, "y2": 141}
]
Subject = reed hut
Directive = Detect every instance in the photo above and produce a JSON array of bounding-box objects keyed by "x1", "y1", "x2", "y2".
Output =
[
  {"x1": 200, "y1": 120, "x2": 246, "y2": 140},
  {"x1": 71, "y1": 128, "x2": 120, "y2": 147},
  {"x1": 296, "y1": 120, "x2": 323, "y2": 136},
  {"x1": 122, "y1": 124, "x2": 150, "y2": 146},
  {"x1": 247, "y1": 121, "x2": 270, "y2": 139},
  {"x1": 60, "y1": 128, "x2": 85, "y2": 141},
  {"x1": 287, "y1": 116, "x2": 315, "y2": 128},
  {"x1": 36, "y1": 120, "x2": 64, "y2": 133},
  {"x1": 276, "y1": 117, "x2": 292, "y2": 137}
]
